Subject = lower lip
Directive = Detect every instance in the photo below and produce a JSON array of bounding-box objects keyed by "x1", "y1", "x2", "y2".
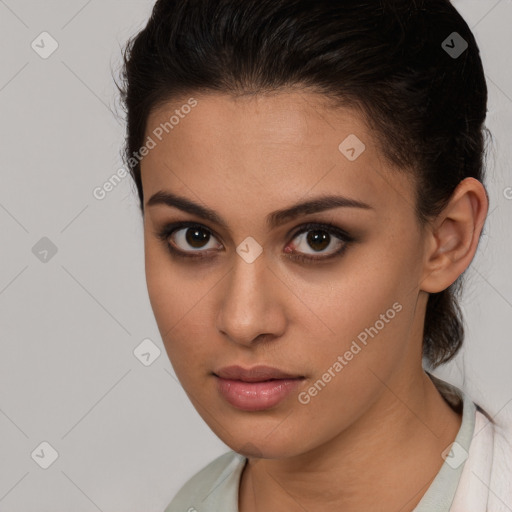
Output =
[{"x1": 215, "y1": 376, "x2": 304, "y2": 411}]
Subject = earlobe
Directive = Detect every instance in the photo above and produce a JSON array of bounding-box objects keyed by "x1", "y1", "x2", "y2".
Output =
[{"x1": 420, "y1": 177, "x2": 489, "y2": 294}]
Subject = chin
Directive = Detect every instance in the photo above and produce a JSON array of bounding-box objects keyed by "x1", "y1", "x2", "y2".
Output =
[{"x1": 224, "y1": 434, "x2": 307, "y2": 460}]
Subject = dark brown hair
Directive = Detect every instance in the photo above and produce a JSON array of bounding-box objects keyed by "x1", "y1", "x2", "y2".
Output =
[{"x1": 116, "y1": 0, "x2": 491, "y2": 368}]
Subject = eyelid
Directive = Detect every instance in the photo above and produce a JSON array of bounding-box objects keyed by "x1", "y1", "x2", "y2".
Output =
[{"x1": 288, "y1": 221, "x2": 354, "y2": 243}]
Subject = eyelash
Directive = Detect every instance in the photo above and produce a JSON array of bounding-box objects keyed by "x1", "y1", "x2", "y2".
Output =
[{"x1": 155, "y1": 221, "x2": 354, "y2": 263}]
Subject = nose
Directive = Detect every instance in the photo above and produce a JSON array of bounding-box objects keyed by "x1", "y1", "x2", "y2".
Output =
[{"x1": 216, "y1": 253, "x2": 287, "y2": 347}]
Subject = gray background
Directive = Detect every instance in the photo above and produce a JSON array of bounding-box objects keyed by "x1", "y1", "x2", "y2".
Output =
[{"x1": 0, "y1": 1, "x2": 510, "y2": 510}]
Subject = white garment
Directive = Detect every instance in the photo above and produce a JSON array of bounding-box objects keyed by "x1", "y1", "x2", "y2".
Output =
[{"x1": 452, "y1": 404, "x2": 512, "y2": 511}]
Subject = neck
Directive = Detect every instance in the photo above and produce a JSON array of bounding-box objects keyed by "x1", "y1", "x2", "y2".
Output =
[{"x1": 239, "y1": 370, "x2": 462, "y2": 512}]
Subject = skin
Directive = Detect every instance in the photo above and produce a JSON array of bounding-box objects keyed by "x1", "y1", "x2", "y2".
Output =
[{"x1": 140, "y1": 90, "x2": 488, "y2": 511}]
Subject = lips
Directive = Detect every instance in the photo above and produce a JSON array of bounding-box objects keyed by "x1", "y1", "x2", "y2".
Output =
[
  {"x1": 213, "y1": 365, "x2": 305, "y2": 411},
  {"x1": 213, "y1": 365, "x2": 304, "y2": 382}
]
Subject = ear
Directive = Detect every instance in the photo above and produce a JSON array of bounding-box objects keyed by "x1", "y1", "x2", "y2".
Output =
[{"x1": 420, "y1": 177, "x2": 489, "y2": 293}]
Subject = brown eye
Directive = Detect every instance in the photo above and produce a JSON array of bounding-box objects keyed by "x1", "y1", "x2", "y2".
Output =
[
  {"x1": 157, "y1": 221, "x2": 353, "y2": 263},
  {"x1": 183, "y1": 227, "x2": 211, "y2": 248},
  {"x1": 291, "y1": 228, "x2": 344, "y2": 256},
  {"x1": 171, "y1": 226, "x2": 220, "y2": 252},
  {"x1": 306, "y1": 230, "x2": 331, "y2": 252},
  {"x1": 284, "y1": 222, "x2": 355, "y2": 263}
]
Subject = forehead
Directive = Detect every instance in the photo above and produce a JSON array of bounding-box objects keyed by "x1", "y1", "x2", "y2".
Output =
[{"x1": 141, "y1": 91, "x2": 415, "y2": 219}]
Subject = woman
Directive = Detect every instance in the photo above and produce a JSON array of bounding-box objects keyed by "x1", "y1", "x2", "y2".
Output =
[{"x1": 117, "y1": 0, "x2": 511, "y2": 510}]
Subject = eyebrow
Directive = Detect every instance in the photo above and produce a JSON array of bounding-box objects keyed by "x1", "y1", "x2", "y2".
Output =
[{"x1": 145, "y1": 190, "x2": 373, "y2": 230}]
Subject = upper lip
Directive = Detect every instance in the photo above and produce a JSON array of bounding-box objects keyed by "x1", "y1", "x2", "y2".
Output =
[{"x1": 214, "y1": 365, "x2": 304, "y2": 382}]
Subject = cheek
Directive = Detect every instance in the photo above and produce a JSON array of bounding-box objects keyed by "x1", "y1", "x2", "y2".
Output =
[
  {"x1": 144, "y1": 238, "x2": 173, "y2": 326},
  {"x1": 293, "y1": 243, "x2": 413, "y2": 340},
  {"x1": 143, "y1": 238, "x2": 218, "y2": 376},
  {"x1": 295, "y1": 243, "x2": 419, "y2": 387},
  {"x1": 284, "y1": 274, "x2": 416, "y2": 450}
]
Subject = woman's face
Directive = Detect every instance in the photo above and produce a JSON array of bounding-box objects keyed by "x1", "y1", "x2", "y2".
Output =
[{"x1": 141, "y1": 91, "x2": 431, "y2": 458}]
